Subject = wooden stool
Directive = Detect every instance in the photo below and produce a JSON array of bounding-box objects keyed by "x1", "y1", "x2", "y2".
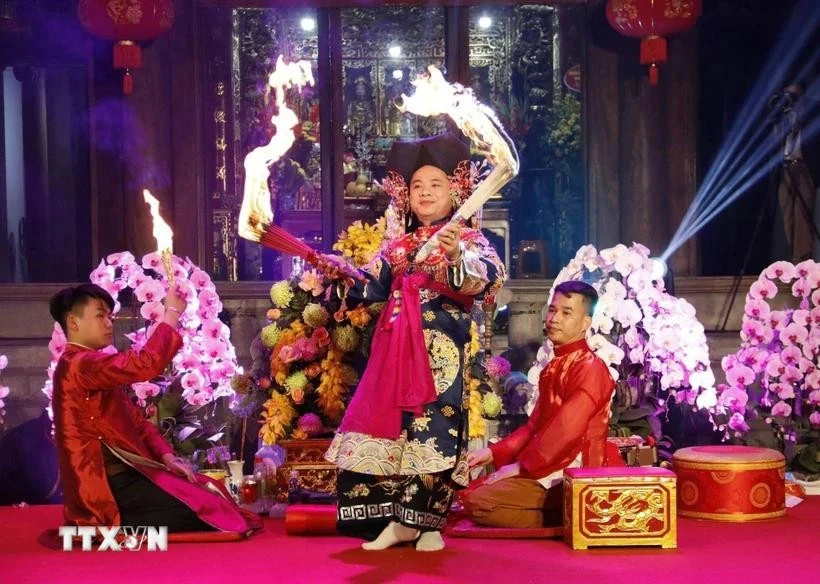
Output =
[
  {"x1": 563, "y1": 467, "x2": 677, "y2": 549},
  {"x1": 673, "y1": 445, "x2": 785, "y2": 521}
]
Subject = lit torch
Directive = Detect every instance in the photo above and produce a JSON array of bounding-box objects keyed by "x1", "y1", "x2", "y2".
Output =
[
  {"x1": 143, "y1": 189, "x2": 175, "y2": 285},
  {"x1": 397, "y1": 65, "x2": 520, "y2": 261},
  {"x1": 237, "y1": 55, "x2": 363, "y2": 282}
]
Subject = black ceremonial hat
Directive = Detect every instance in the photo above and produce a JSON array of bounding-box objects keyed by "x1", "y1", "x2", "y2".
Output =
[{"x1": 386, "y1": 133, "x2": 470, "y2": 184}]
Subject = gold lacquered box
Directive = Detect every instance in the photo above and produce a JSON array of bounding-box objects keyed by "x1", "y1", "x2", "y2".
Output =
[{"x1": 563, "y1": 467, "x2": 677, "y2": 549}]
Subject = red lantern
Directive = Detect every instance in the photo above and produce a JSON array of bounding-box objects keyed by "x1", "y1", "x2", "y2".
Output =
[
  {"x1": 78, "y1": 0, "x2": 175, "y2": 95},
  {"x1": 606, "y1": 0, "x2": 701, "y2": 85}
]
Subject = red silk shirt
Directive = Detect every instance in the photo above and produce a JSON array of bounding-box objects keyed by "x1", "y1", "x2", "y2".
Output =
[
  {"x1": 53, "y1": 323, "x2": 259, "y2": 534},
  {"x1": 489, "y1": 338, "x2": 619, "y2": 480}
]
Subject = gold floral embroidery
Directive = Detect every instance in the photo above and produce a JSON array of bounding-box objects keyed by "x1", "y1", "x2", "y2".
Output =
[
  {"x1": 432, "y1": 498, "x2": 450, "y2": 513},
  {"x1": 345, "y1": 484, "x2": 371, "y2": 498},
  {"x1": 423, "y1": 310, "x2": 436, "y2": 322},
  {"x1": 401, "y1": 483, "x2": 419, "y2": 503},
  {"x1": 423, "y1": 330, "x2": 460, "y2": 393},
  {"x1": 412, "y1": 415, "x2": 431, "y2": 432},
  {"x1": 448, "y1": 428, "x2": 458, "y2": 437}
]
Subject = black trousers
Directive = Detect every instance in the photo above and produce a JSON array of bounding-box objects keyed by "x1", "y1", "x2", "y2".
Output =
[
  {"x1": 106, "y1": 467, "x2": 214, "y2": 533},
  {"x1": 336, "y1": 469, "x2": 455, "y2": 540}
]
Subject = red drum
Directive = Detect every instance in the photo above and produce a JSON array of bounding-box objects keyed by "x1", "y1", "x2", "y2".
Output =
[{"x1": 673, "y1": 446, "x2": 785, "y2": 521}]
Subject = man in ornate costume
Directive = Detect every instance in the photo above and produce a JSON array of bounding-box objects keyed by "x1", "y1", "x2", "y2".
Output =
[
  {"x1": 325, "y1": 134, "x2": 506, "y2": 551},
  {"x1": 463, "y1": 281, "x2": 622, "y2": 528},
  {"x1": 50, "y1": 283, "x2": 260, "y2": 535}
]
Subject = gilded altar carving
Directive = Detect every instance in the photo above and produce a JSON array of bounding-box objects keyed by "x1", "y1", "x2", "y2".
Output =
[
  {"x1": 564, "y1": 471, "x2": 678, "y2": 549},
  {"x1": 278, "y1": 439, "x2": 338, "y2": 495}
]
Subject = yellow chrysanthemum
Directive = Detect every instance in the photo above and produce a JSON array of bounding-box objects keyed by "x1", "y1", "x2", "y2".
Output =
[
  {"x1": 260, "y1": 323, "x2": 282, "y2": 348},
  {"x1": 468, "y1": 381, "x2": 486, "y2": 439},
  {"x1": 302, "y1": 303, "x2": 329, "y2": 328},
  {"x1": 284, "y1": 371, "x2": 308, "y2": 392},
  {"x1": 332, "y1": 325, "x2": 359, "y2": 352},
  {"x1": 269, "y1": 280, "x2": 294, "y2": 308},
  {"x1": 466, "y1": 321, "x2": 481, "y2": 361},
  {"x1": 333, "y1": 218, "x2": 386, "y2": 267},
  {"x1": 482, "y1": 392, "x2": 503, "y2": 418}
]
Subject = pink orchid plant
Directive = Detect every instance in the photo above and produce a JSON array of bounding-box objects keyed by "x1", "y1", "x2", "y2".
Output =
[
  {"x1": 716, "y1": 260, "x2": 819, "y2": 470},
  {"x1": 528, "y1": 243, "x2": 716, "y2": 441},
  {"x1": 42, "y1": 251, "x2": 240, "y2": 420}
]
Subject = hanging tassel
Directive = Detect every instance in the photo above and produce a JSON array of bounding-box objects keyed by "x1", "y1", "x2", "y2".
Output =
[
  {"x1": 123, "y1": 70, "x2": 134, "y2": 95},
  {"x1": 648, "y1": 64, "x2": 659, "y2": 86},
  {"x1": 640, "y1": 35, "x2": 667, "y2": 86}
]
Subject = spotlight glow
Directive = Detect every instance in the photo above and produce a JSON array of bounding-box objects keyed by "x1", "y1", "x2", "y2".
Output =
[
  {"x1": 300, "y1": 17, "x2": 315, "y2": 32},
  {"x1": 392, "y1": 69, "x2": 403, "y2": 80},
  {"x1": 661, "y1": 0, "x2": 819, "y2": 263},
  {"x1": 388, "y1": 45, "x2": 401, "y2": 58},
  {"x1": 478, "y1": 16, "x2": 492, "y2": 29}
]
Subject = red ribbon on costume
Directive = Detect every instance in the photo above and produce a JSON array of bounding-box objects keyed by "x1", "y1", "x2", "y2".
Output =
[{"x1": 338, "y1": 270, "x2": 473, "y2": 440}]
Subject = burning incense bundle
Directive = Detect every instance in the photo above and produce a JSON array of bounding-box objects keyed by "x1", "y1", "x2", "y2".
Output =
[{"x1": 237, "y1": 56, "x2": 362, "y2": 282}]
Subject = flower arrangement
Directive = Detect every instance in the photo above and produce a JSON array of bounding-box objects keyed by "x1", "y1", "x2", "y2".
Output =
[
  {"x1": 253, "y1": 221, "x2": 387, "y2": 445},
  {"x1": 464, "y1": 318, "x2": 519, "y2": 438},
  {"x1": 138, "y1": 376, "x2": 233, "y2": 457},
  {"x1": 543, "y1": 92, "x2": 581, "y2": 162},
  {"x1": 0, "y1": 354, "x2": 9, "y2": 425},
  {"x1": 465, "y1": 321, "x2": 486, "y2": 439},
  {"x1": 528, "y1": 243, "x2": 716, "y2": 442},
  {"x1": 42, "y1": 251, "x2": 240, "y2": 426},
  {"x1": 332, "y1": 217, "x2": 386, "y2": 267},
  {"x1": 714, "y1": 260, "x2": 819, "y2": 473}
]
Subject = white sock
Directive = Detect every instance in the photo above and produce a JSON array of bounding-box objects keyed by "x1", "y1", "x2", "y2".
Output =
[
  {"x1": 361, "y1": 521, "x2": 420, "y2": 551},
  {"x1": 415, "y1": 530, "x2": 445, "y2": 552}
]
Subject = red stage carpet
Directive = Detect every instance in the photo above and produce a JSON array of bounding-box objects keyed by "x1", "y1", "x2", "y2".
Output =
[{"x1": 2, "y1": 500, "x2": 818, "y2": 584}]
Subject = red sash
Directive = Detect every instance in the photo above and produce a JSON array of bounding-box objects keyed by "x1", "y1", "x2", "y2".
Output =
[{"x1": 338, "y1": 270, "x2": 473, "y2": 439}]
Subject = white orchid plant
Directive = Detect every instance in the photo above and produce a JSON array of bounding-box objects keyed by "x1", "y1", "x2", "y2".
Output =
[
  {"x1": 528, "y1": 243, "x2": 716, "y2": 442},
  {"x1": 42, "y1": 252, "x2": 240, "y2": 425},
  {"x1": 713, "y1": 260, "x2": 819, "y2": 473}
]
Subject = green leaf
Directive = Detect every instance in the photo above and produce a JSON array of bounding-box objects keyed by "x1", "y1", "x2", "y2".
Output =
[{"x1": 796, "y1": 442, "x2": 820, "y2": 474}]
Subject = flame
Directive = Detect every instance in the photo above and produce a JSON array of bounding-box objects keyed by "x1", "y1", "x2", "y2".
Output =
[
  {"x1": 143, "y1": 189, "x2": 173, "y2": 253},
  {"x1": 239, "y1": 55, "x2": 315, "y2": 241},
  {"x1": 397, "y1": 65, "x2": 520, "y2": 261},
  {"x1": 398, "y1": 65, "x2": 519, "y2": 173}
]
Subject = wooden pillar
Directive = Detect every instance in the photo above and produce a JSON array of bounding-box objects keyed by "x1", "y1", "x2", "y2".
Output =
[
  {"x1": 0, "y1": 71, "x2": 8, "y2": 282},
  {"x1": 319, "y1": 9, "x2": 344, "y2": 253},
  {"x1": 584, "y1": 0, "x2": 698, "y2": 273},
  {"x1": 445, "y1": 6, "x2": 470, "y2": 85},
  {"x1": 584, "y1": 1, "x2": 620, "y2": 249},
  {"x1": 665, "y1": 30, "x2": 700, "y2": 276},
  {"x1": 121, "y1": 35, "x2": 174, "y2": 262},
  {"x1": 618, "y1": 66, "x2": 669, "y2": 254},
  {"x1": 169, "y1": 0, "x2": 206, "y2": 265}
]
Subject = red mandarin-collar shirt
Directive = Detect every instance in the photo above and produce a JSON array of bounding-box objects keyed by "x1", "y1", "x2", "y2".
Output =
[
  {"x1": 53, "y1": 323, "x2": 259, "y2": 534},
  {"x1": 489, "y1": 338, "x2": 617, "y2": 479}
]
